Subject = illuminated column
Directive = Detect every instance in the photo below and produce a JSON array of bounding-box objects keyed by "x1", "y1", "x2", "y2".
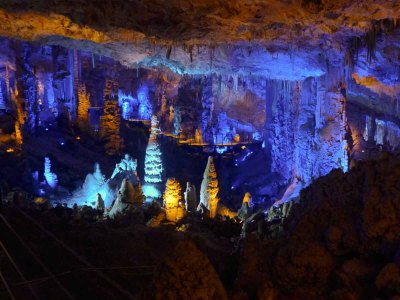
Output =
[
  {"x1": 143, "y1": 116, "x2": 163, "y2": 199},
  {"x1": 100, "y1": 95, "x2": 123, "y2": 155},
  {"x1": 144, "y1": 117, "x2": 163, "y2": 183},
  {"x1": 77, "y1": 84, "x2": 90, "y2": 129},
  {"x1": 163, "y1": 178, "x2": 186, "y2": 222},
  {"x1": 198, "y1": 156, "x2": 219, "y2": 218}
]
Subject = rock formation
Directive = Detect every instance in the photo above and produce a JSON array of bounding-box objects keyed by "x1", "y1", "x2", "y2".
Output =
[
  {"x1": 237, "y1": 192, "x2": 252, "y2": 221},
  {"x1": 151, "y1": 241, "x2": 228, "y2": 300},
  {"x1": 198, "y1": 156, "x2": 219, "y2": 218},
  {"x1": 163, "y1": 178, "x2": 186, "y2": 223},
  {"x1": 183, "y1": 182, "x2": 197, "y2": 213},
  {"x1": 109, "y1": 178, "x2": 144, "y2": 218},
  {"x1": 144, "y1": 116, "x2": 163, "y2": 184},
  {"x1": 43, "y1": 157, "x2": 58, "y2": 189},
  {"x1": 235, "y1": 153, "x2": 400, "y2": 299},
  {"x1": 71, "y1": 163, "x2": 113, "y2": 208}
]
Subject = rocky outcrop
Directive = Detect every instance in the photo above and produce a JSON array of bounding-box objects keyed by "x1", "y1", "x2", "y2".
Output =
[
  {"x1": 235, "y1": 153, "x2": 400, "y2": 299},
  {"x1": 109, "y1": 178, "x2": 144, "y2": 218},
  {"x1": 151, "y1": 240, "x2": 228, "y2": 300}
]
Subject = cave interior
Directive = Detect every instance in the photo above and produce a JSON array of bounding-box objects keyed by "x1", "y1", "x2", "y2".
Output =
[{"x1": 0, "y1": 1, "x2": 400, "y2": 299}]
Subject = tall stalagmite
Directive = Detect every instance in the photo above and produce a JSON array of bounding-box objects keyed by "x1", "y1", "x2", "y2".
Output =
[
  {"x1": 144, "y1": 116, "x2": 163, "y2": 184},
  {"x1": 198, "y1": 156, "x2": 219, "y2": 218},
  {"x1": 163, "y1": 178, "x2": 185, "y2": 222}
]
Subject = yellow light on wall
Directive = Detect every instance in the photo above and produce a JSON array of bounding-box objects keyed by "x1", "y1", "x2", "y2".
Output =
[{"x1": 6, "y1": 148, "x2": 14, "y2": 153}]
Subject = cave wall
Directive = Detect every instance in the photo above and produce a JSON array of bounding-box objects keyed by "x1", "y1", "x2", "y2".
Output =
[
  {"x1": 1, "y1": 35, "x2": 400, "y2": 204},
  {"x1": 264, "y1": 76, "x2": 349, "y2": 202}
]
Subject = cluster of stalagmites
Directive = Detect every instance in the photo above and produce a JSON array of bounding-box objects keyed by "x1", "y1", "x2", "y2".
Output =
[
  {"x1": 146, "y1": 156, "x2": 249, "y2": 227},
  {"x1": 64, "y1": 151, "x2": 251, "y2": 228}
]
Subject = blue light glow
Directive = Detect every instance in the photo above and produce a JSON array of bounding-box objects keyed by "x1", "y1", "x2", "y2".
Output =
[
  {"x1": 118, "y1": 90, "x2": 137, "y2": 120},
  {"x1": 142, "y1": 183, "x2": 161, "y2": 199},
  {"x1": 137, "y1": 86, "x2": 152, "y2": 120},
  {"x1": 216, "y1": 146, "x2": 228, "y2": 154},
  {"x1": 44, "y1": 157, "x2": 58, "y2": 189},
  {"x1": 70, "y1": 163, "x2": 114, "y2": 207}
]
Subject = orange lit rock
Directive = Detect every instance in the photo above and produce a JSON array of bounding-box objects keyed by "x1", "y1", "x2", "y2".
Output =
[
  {"x1": 77, "y1": 84, "x2": 91, "y2": 129},
  {"x1": 152, "y1": 240, "x2": 228, "y2": 300},
  {"x1": 163, "y1": 178, "x2": 186, "y2": 222}
]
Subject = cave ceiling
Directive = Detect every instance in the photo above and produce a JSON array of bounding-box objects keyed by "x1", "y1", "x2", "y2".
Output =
[{"x1": 0, "y1": 0, "x2": 399, "y2": 80}]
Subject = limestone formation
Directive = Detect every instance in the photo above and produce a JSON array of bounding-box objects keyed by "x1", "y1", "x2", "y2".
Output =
[
  {"x1": 237, "y1": 192, "x2": 252, "y2": 221},
  {"x1": 198, "y1": 156, "x2": 219, "y2": 218},
  {"x1": 109, "y1": 178, "x2": 144, "y2": 218},
  {"x1": 163, "y1": 178, "x2": 186, "y2": 223},
  {"x1": 152, "y1": 241, "x2": 228, "y2": 300},
  {"x1": 183, "y1": 182, "x2": 197, "y2": 213}
]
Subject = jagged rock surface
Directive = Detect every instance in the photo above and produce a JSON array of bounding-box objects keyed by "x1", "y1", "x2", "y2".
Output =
[
  {"x1": 235, "y1": 153, "x2": 400, "y2": 299},
  {"x1": 151, "y1": 240, "x2": 228, "y2": 300}
]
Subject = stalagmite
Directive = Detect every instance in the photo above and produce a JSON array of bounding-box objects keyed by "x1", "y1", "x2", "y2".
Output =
[
  {"x1": 194, "y1": 128, "x2": 203, "y2": 144},
  {"x1": 198, "y1": 156, "x2": 219, "y2": 218},
  {"x1": 111, "y1": 154, "x2": 138, "y2": 179},
  {"x1": 70, "y1": 163, "x2": 113, "y2": 208},
  {"x1": 237, "y1": 192, "x2": 252, "y2": 221},
  {"x1": 44, "y1": 157, "x2": 58, "y2": 189},
  {"x1": 184, "y1": 182, "x2": 197, "y2": 212},
  {"x1": 96, "y1": 193, "x2": 105, "y2": 211},
  {"x1": 163, "y1": 178, "x2": 186, "y2": 222},
  {"x1": 144, "y1": 116, "x2": 163, "y2": 184},
  {"x1": 109, "y1": 178, "x2": 144, "y2": 218}
]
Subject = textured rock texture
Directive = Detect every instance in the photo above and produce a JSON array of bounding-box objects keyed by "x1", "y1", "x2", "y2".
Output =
[
  {"x1": 1, "y1": 1, "x2": 400, "y2": 79},
  {"x1": 151, "y1": 240, "x2": 228, "y2": 300},
  {"x1": 235, "y1": 152, "x2": 400, "y2": 299}
]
